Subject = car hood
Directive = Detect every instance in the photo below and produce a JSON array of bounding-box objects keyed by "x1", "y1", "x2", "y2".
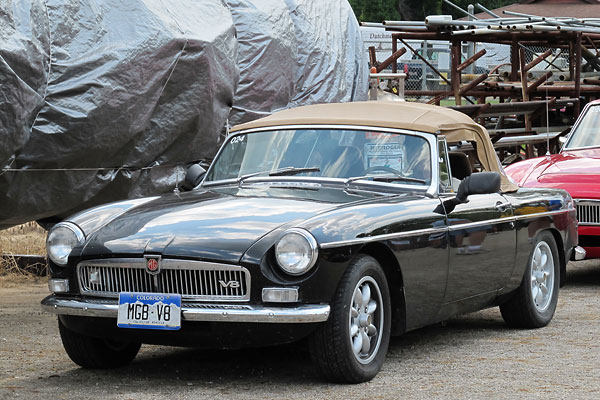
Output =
[
  {"x1": 78, "y1": 184, "x2": 389, "y2": 263},
  {"x1": 505, "y1": 148, "x2": 600, "y2": 198}
]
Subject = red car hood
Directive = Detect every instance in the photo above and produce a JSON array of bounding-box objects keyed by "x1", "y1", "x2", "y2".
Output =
[{"x1": 505, "y1": 148, "x2": 600, "y2": 199}]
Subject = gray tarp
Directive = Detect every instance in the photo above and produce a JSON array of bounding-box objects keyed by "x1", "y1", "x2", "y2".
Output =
[{"x1": 0, "y1": 0, "x2": 368, "y2": 229}]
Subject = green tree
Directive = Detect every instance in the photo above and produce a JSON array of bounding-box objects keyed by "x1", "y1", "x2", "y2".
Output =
[
  {"x1": 348, "y1": 0, "x2": 519, "y2": 22},
  {"x1": 399, "y1": 0, "x2": 441, "y2": 21},
  {"x1": 348, "y1": 0, "x2": 401, "y2": 22},
  {"x1": 348, "y1": 0, "x2": 440, "y2": 22}
]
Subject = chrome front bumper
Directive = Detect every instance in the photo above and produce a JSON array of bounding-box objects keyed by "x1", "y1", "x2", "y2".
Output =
[{"x1": 41, "y1": 295, "x2": 330, "y2": 323}]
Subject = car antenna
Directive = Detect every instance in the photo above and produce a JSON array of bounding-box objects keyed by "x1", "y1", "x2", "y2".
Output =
[
  {"x1": 225, "y1": 118, "x2": 230, "y2": 143},
  {"x1": 173, "y1": 165, "x2": 181, "y2": 195},
  {"x1": 545, "y1": 85, "x2": 551, "y2": 157}
]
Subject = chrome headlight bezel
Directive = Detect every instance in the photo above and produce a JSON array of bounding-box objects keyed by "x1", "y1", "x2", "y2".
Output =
[
  {"x1": 274, "y1": 228, "x2": 319, "y2": 276},
  {"x1": 46, "y1": 222, "x2": 85, "y2": 266}
]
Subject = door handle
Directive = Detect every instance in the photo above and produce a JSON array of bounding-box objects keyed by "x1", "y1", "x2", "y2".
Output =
[{"x1": 495, "y1": 202, "x2": 512, "y2": 212}]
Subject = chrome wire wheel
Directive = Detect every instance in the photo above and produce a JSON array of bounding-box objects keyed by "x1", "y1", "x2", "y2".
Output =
[
  {"x1": 349, "y1": 276, "x2": 384, "y2": 365},
  {"x1": 530, "y1": 240, "x2": 555, "y2": 312}
]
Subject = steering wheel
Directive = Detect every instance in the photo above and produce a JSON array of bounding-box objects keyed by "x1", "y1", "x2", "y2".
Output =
[{"x1": 363, "y1": 165, "x2": 401, "y2": 175}]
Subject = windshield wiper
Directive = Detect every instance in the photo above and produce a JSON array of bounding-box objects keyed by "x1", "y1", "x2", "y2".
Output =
[
  {"x1": 344, "y1": 174, "x2": 427, "y2": 186},
  {"x1": 237, "y1": 166, "x2": 320, "y2": 186},
  {"x1": 269, "y1": 166, "x2": 320, "y2": 176}
]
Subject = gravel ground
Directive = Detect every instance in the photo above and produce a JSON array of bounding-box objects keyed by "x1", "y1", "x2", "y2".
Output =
[{"x1": 1, "y1": 260, "x2": 599, "y2": 400}]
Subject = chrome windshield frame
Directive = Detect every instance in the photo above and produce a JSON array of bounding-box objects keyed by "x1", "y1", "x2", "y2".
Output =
[{"x1": 201, "y1": 124, "x2": 440, "y2": 196}]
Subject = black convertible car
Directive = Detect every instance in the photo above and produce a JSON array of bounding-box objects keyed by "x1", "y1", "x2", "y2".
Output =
[{"x1": 42, "y1": 101, "x2": 581, "y2": 383}]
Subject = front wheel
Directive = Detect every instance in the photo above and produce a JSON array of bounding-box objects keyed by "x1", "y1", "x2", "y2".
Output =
[
  {"x1": 309, "y1": 255, "x2": 391, "y2": 383},
  {"x1": 500, "y1": 231, "x2": 560, "y2": 328},
  {"x1": 58, "y1": 318, "x2": 141, "y2": 369}
]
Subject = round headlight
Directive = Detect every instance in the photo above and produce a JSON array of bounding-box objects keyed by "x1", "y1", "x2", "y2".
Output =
[
  {"x1": 46, "y1": 222, "x2": 85, "y2": 266},
  {"x1": 275, "y1": 228, "x2": 318, "y2": 275}
]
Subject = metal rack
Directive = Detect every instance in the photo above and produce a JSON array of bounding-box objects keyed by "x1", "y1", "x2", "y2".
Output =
[{"x1": 364, "y1": 5, "x2": 600, "y2": 161}]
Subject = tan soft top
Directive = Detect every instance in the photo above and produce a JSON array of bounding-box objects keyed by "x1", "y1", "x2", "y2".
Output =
[{"x1": 232, "y1": 101, "x2": 517, "y2": 192}]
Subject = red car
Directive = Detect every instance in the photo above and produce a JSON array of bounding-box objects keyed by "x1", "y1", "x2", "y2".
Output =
[{"x1": 505, "y1": 100, "x2": 600, "y2": 259}]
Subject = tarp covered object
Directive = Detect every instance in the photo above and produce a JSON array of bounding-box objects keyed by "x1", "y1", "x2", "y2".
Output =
[
  {"x1": 226, "y1": 0, "x2": 367, "y2": 126},
  {"x1": 0, "y1": 0, "x2": 368, "y2": 229}
]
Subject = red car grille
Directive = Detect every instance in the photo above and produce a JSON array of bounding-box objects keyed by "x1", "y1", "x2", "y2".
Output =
[{"x1": 576, "y1": 200, "x2": 600, "y2": 225}]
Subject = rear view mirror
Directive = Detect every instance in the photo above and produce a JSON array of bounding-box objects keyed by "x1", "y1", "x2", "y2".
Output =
[
  {"x1": 181, "y1": 164, "x2": 206, "y2": 191},
  {"x1": 456, "y1": 172, "x2": 501, "y2": 203}
]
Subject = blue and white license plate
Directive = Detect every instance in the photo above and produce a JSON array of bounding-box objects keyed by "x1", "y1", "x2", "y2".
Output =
[{"x1": 117, "y1": 292, "x2": 181, "y2": 330}]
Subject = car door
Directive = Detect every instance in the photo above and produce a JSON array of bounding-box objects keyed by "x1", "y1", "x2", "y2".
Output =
[
  {"x1": 441, "y1": 191, "x2": 516, "y2": 302},
  {"x1": 437, "y1": 141, "x2": 516, "y2": 304}
]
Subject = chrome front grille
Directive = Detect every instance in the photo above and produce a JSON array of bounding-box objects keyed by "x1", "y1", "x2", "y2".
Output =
[
  {"x1": 77, "y1": 259, "x2": 250, "y2": 301},
  {"x1": 576, "y1": 200, "x2": 600, "y2": 225}
]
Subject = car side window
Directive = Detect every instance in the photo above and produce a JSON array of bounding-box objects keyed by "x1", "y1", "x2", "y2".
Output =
[{"x1": 438, "y1": 137, "x2": 453, "y2": 193}]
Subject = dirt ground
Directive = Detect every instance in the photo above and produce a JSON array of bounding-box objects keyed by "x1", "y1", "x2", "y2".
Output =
[{"x1": 1, "y1": 260, "x2": 599, "y2": 400}]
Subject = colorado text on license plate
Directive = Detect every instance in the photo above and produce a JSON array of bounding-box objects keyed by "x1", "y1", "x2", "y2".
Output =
[{"x1": 117, "y1": 292, "x2": 181, "y2": 330}]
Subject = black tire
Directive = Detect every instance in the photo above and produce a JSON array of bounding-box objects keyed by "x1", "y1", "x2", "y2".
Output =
[
  {"x1": 309, "y1": 254, "x2": 391, "y2": 383},
  {"x1": 500, "y1": 231, "x2": 560, "y2": 328},
  {"x1": 58, "y1": 318, "x2": 141, "y2": 369}
]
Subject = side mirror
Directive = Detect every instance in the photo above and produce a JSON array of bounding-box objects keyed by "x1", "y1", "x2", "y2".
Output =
[
  {"x1": 455, "y1": 171, "x2": 501, "y2": 203},
  {"x1": 181, "y1": 164, "x2": 206, "y2": 191}
]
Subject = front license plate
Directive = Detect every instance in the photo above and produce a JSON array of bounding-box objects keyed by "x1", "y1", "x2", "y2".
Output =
[{"x1": 117, "y1": 292, "x2": 181, "y2": 330}]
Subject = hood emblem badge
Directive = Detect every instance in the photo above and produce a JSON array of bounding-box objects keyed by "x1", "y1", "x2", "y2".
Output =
[
  {"x1": 219, "y1": 279, "x2": 241, "y2": 289},
  {"x1": 144, "y1": 255, "x2": 161, "y2": 275}
]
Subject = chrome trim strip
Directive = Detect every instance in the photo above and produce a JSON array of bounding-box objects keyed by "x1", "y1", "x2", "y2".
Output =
[
  {"x1": 320, "y1": 227, "x2": 448, "y2": 249},
  {"x1": 562, "y1": 145, "x2": 600, "y2": 151},
  {"x1": 448, "y1": 216, "x2": 515, "y2": 230},
  {"x1": 230, "y1": 124, "x2": 434, "y2": 137},
  {"x1": 41, "y1": 295, "x2": 330, "y2": 323},
  {"x1": 320, "y1": 209, "x2": 573, "y2": 248},
  {"x1": 514, "y1": 209, "x2": 573, "y2": 221},
  {"x1": 575, "y1": 199, "x2": 600, "y2": 204},
  {"x1": 77, "y1": 259, "x2": 251, "y2": 302}
]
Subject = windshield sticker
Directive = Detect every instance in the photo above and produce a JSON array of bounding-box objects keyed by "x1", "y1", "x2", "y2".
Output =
[
  {"x1": 230, "y1": 135, "x2": 245, "y2": 144},
  {"x1": 365, "y1": 143, "x2": 404, "y2": 171}
]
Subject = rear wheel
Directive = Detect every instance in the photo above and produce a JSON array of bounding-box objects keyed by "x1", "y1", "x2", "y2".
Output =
[
  {"x1": 309, "y1": 255, "x2": 391, "y2": 383},
  {"x1": 58, "y1": 318, "x2": 141, "y2": 368},
  {"x1": 500, "y1": 231, "x2": 559, "y2": 328}
]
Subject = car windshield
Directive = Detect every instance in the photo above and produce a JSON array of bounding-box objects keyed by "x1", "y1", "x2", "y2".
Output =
[
  {"x1": 564, "y1": 104, "x2": 600, "y2": 149},
  {"x1": 204, "y1": 128, "x2": 432, "y2": 186}
]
